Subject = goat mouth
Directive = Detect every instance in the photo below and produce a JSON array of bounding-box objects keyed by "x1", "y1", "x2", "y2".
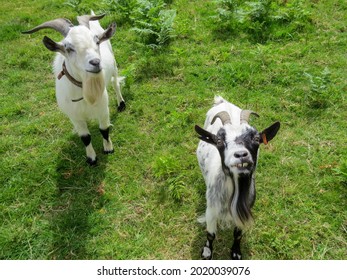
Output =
[
  {"x1": 230, "y1": 162, "x2": 253, "y2": 172},
  {"x1": 232, "y1": 162, "x2": 252, "y2": 167},
  {"x1": 87, "y1": 69, "x2": 102, "y2": 74}
]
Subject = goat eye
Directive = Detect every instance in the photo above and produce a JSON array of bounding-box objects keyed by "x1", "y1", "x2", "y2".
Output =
[
  {"x1": 94, "y1": 35, "x2": 100, "y2": 45},
  {"x1": 217, "y1": 139, "x2": 224, "y2": 146},
  {"x1": 65, "y1": 47, "x2": 75, "y2": 53}
]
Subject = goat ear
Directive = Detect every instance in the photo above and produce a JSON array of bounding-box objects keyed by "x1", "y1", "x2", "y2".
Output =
[
  {"x1": 43, "y1": 36, "x2": 65, "y2": 54},
  {"x1": 260, "y1": 121, "x2": 280, "y2": 145},
  {"x1": 195, "y1": 125, "x2": 218, "y2": 145},
  {"x1": 99, "y1": 22, "x2": 116, "y2": 43}
]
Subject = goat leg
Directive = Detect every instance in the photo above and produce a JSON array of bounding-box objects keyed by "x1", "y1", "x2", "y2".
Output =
[
  {"x1": 80, "y1": 134, "x2": 97, "y2": 166},
  {"x1": 230, "y1": 227, "x2": 243, "y2": 260},
  {"x1": 201, "y1": 232, "x2": 215, "y2": 260},
  {"x1": 99, "y1": 127, "x2": 114, "y2": 154}
]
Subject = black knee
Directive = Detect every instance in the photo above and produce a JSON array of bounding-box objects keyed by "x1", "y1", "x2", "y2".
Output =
[
  {"x1": 233, "y1": 227, "x2": 242, "y2": 240},
  {"x1": 207, "y1": 232, "x2": 216, "y2": 242},
  {"x1": 81, "y1": 134, "x2": 91, "y2": 146},
  {"x1": 99, "y1": 127, "x2": 110, "y2": 142},
  {"x1": 206, "y1": 232, "x2": 216, "y2": 251},
  {"x1": 117, "y1": 101, "x2": 126, "y2": 112}
]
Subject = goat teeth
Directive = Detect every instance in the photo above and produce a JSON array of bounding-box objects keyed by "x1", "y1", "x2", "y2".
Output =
[{"x1": 233, "y1": 163, "x2": 250, "y2": 168}]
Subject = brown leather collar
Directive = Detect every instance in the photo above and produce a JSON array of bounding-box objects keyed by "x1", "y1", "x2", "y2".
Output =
[{"x1": 57, "y1": 62, "x2": 84, "y2": 102}]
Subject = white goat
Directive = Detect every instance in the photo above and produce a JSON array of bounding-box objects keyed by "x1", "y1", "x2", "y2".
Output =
[
  {"x1": 23, "y1": 13, "x2": 125, "y2": 165},
  {"x1": 195, "y1": 96, "x2": 280, "y2": 259}
]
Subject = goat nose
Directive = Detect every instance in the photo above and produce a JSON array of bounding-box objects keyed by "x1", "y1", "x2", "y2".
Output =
[
  {"x1": 234, "y1": 150, "x2": 249, "y2": 159},
  {"x1": 89, "y1": 58, "x2": 100, "y2": 67}
]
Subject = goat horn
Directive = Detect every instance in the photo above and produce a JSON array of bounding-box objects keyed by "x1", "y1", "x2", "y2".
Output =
[
  {"x1": 77, "y1": 14, "x2": 106, "y2": 28},
  {"x1": 211, "y1": 111, "x2": 232, "y2": 125},
  {"x1": 22, "y1": 18, "x2": 73, "y2": 37},
  {"x1": 240, "y1": 110, "x2": 259, "y2": 124}
]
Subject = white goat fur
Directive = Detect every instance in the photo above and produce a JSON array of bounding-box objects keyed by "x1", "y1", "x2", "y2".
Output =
[
  {"x1": 197, "y1": 96, "x2": 256, "y2": 231},
  {"x1": 58, "y1": 25, "x2": 114, "y2": 158},
  {"x1": 27, "y1": 14, "x2": 125, "y2": 164},
  {"x1": 196, "y1": 96, "x2": 280, "y2": 259}
]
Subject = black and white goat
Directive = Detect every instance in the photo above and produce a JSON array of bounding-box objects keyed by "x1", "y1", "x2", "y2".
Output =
[
  {"x1": 195, "y1": 96, "x2": 280, "y2": 259},
  {"x1": 23, "y1": 13, "x2": 125, "y2": 165}
]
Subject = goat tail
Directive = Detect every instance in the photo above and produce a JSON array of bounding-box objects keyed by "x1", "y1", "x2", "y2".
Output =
[
  {"x1": 213, "y1": 95, "x2": 226, "y2": 106},
  {"x1": 111, "y1": 76, "x2": 125, "y2": 85},
  {"x1": 117, "y1": 76, "x2": 126, "y2": 85},
  {"x1": 197, "y1": 214, "x2": 206, "y2": 225}
]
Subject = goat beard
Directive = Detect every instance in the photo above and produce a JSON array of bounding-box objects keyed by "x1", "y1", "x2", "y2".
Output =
[{"x1": 82, "y1": 71, "x2": 105, "y2": 105}]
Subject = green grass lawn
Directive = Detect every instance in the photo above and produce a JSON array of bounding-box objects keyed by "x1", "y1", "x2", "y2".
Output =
[{"x1": 0, "y1": 0, "x2": 346, "y2": 259}]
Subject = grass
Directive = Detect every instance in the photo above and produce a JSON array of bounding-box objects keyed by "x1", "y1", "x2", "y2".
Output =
[{"x1": 0, "y1": 0, "x2": 346, "y2": 259}]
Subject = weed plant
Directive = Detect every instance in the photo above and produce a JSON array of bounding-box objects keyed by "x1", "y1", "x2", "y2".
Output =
[
  {"x1": 101, "y1": 0, "x2": 138, "y2": 24},
  {"x1": 130, "y1": 0, "x2": 176, "y2": 49},
  {"x1": 304, "y1": 68, "x2": 332, "y2": 109},
  {"x1": 99, "y1": 0, "x2": 177, "y2": 49},
  {"x1": 214, "y1": 0, "x2": 312, "y2": 42}
]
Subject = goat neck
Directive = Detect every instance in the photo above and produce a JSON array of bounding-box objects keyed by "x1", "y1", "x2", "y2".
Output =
[{"x1": 58, "y1": 61, "x2": 82, "y2": 88}]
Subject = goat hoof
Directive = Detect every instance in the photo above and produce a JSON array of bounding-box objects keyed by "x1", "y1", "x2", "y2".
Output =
[
  {"x1": 86, "y1": 157, "x2": 97, "y2": 166},
  {"x1": 231, "y1": 251, "x2": 242, "y2": 260},
  {"x1": 117, "y1": 101, "x2": 126, "y2": 112},
  {"x1": 103, "y1": 149, "x2": 114, "y2": 155},
  {"x1": 201, "y1": 247, "x2": 213, "y2": 260}
]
